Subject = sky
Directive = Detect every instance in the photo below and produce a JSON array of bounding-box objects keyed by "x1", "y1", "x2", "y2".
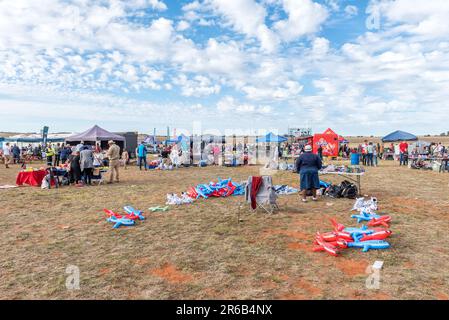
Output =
[{"x1": 0, "y1": 0, "x2": 449, "y2": 136}]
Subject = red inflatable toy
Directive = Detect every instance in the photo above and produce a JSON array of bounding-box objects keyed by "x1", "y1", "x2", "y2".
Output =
[
  {"x1": 103, "y1": 208, "x2": 141, "y2": 221},
  {"x1": 367, "y1": 216, "x2": 392, "y2": 228},
  {"x1": 359, "y1": 230, "x2": 392, "y2": 241},
  {"x1": 313, "y1": 232, "x2": 342, "y2": 256}
]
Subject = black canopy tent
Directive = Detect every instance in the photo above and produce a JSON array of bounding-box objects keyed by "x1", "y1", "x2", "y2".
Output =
[{"x1": 65, "y1": 125, "x2": 126, "y2": 151}]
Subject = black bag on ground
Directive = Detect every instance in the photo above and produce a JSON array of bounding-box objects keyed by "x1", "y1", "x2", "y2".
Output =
[
  {"x1": 340, "y1": 180, "x2": 358, "y2": 199},
  {"x1": 325, "y1": 180, "x2": 358, "y2": 199},
  {"x1": 326, "y1": 184, "x2": 343, "y2": 198}
]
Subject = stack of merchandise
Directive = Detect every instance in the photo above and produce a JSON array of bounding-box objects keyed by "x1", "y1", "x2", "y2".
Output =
[
  {"x1": 312, "y1": 197, "x2": 392, "y2": 256},
  {"x1": 186, "y1": 178, "x2": 245, "y2": 200}
]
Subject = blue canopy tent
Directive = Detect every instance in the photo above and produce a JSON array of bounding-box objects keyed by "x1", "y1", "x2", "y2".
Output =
[
  {"x1": 256, "y1": 132, "x2": 288, "y2": 143},
  {"x1": 382, "y1": 130, "x2": 418, "y2": 142}
]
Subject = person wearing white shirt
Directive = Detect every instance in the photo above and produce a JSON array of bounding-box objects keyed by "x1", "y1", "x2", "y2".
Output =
[{"x1": 2, "y1": 142, "x2": 12, "y2": 168}]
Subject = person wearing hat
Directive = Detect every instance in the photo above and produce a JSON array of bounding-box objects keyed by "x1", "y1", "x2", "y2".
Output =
[
  {"x1": 295, "y1": 144, "x2": 322, "y2": 202},
  {"x1": 106, "y1": 140, "x2": 121, "y2": 184}
]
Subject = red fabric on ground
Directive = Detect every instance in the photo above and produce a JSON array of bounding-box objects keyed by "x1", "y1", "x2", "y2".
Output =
[
  {"x1": 16, "y1": 170, "x2": 47, "y2": 187},
  {"x1": 251, "y1": 176, "x2": 263, "y2": 210}
]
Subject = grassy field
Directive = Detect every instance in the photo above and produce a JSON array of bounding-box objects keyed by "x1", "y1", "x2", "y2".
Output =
[{"x1": 0, "y1": 160, "x2": 448, "y2": 300}]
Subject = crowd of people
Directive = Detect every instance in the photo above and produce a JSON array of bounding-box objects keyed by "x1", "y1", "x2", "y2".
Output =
[
  {"x1": 1, "y1": 140, "x2": 127, "y2": 186},
  {"x1": 356, "y1": 140, "x2": 381, "y2": 167}
]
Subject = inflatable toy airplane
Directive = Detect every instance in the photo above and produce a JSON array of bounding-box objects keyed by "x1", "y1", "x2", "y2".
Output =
[
  {"x1": 367, "y1": 216, "x2": 391, "y2": 228},
  {"x1": 347, "y1": 240, "x2": 390, "y2": 252},
  {"x1": 124, "y1": 206, "x2": 145, "y2": 220},
  {"x1": 313, "y1": 232, "x2": 341, "y2": 256},
  {"x1": 351, "y1": 211, "x2": 390, "y2": 224},
  {"x1": 358, "y1": 230, "x2": 392, "y2": 242},
  {"x1": 149, "y1": 206, "x2": 169, "y2": 212}
]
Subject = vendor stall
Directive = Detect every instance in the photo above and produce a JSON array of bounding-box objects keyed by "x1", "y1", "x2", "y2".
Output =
[
  {"x1": 313, "y1": 128, "x2": 339, "y2": 157},
  {"x1": 65, "y1": 125, "x2": 126, "y2": 151}
]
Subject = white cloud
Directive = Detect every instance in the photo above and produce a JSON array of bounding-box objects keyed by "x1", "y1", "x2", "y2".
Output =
[
  {"x1": 369, "y1": 0, "x2": 449, "y2": 38},
  {"x1": 207, "y1": 0, "x2": 279, "y2": 52},
  {"x1": 274, "y1": 0, "x2": 328, "y2": 42},
  {"x1": 176, "y1": 20, "x2": 191, "y2": 31},
  {"x1": 217, "y1": 96, "x2": 272, "y2": 114},
  {"x1": 242, "y1": 81, "x2": 303, "y2": 101},
  {"x1": 173, "y1": 74, "x2": 221, "y2": 97},
  {"x1": 344, "y1": 5, "x2": 358, "y2": 17}
]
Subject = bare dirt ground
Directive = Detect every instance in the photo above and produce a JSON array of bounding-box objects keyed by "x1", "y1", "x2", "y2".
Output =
[{"x1": 0, "y1": 160, "x2": 448, "y2": 300}]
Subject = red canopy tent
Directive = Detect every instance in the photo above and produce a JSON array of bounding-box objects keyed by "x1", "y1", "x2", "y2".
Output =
[{"x1": 313, "y1": 128, "x2": 339, "y2": 157}]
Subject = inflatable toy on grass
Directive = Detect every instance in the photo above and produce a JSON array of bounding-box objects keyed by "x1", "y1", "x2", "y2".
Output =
[
  {"x1": 314, "y1": 217, "x2": 392, "y2": 255},
  {"x1": 107, "y1": 215, "x2": 135, "y2": 229},
  {"x1": 351, "y1": 211, "x2": 391, "y2": 225},
  {"x1": 103, "y1": 207, "x2": 145, "y2": 229},
  {"x1": 124, "y1": 206, "x2": 145, "y2": 220},
  {"x1": 186, "y1": 178, "x2": 244, "y2": 200},
  {"x1": 357, "y1": 230, "x2": 392, "y2": 242},
  {"x1": 352, "y1": 197, "x2": 378, "y2": 213},
  {"x1": 313, "y1": 233, "x2": 342, "y2": 256},
  {"x1": 149, "y1": 206, "x2": 169, "y2": 212},
  {"x1": 104, "y1": 209, "x2": 136, "y2": 228},
  {"x1": 166, "y1": 193, "x2": 194, "y2": 205},
  {"x1": 347, "y1": 240, "x2": 390, "y2": 252},
  {"x1": 367, "y1": 216, "x2": 392, "y2": 228}
]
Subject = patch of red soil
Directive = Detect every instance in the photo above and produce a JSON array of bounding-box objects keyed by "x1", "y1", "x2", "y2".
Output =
[
  {"x1": 98, "y1": 268, "x2": 111, "y2": 275},
  {"x1": 436, "y1": 292, "x2": 449, "y2": 300},
  {"x1": 371, "y1": 292, "x2": 392, "y2": 300},
  {"x1": 279, "y1": 293, "x2": 307, "y2": 300},
  {"x1": 334, "y1": 258, "x2": 369, "y2": 276},
  {"x1": 262, "y1": 229, "x2": 310, "y2": 241},
  {"x1": 150, "y1": 263, "x2": 193, "y2": 284},
  {"x1": 287, "y1": 242, "x2": 311, "y2": 251},
  {"x1": 279, "y1": 274, "x2": 289, "y2": 281},
  {"x1": 260, "y1": 280, "x2": 278, "y2": 290},
  {"x1": 403, "y1": 261, "x2": 415, "y2": 269},
  {"x1": 295, "y1": 279, "x2": 322, "y2": 297}
]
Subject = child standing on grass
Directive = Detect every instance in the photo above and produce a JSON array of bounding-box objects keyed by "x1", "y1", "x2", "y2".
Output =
[
  {"x1": 373, "y1": 144, "x2": 378, "y2": 167},
  {"x1": 122, "y1": 150, "x2": 129, "y2": 170}
]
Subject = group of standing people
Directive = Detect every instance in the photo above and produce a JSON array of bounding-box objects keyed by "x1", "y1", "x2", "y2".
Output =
[
  {"x1": 1, "y1": 143, "x2": 22, "y2": 168},
  {"x1": 61, "y1": 140, "x2": 121, "y2": 186},
  {"x1": 359, "y1": 140, "x2": 380, "y2": 167}
]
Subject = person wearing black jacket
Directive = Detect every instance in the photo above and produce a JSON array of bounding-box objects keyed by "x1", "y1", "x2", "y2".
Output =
[
  {"x1": 68, "y1": 151, "x2": 82, "y2": 185},
  {"x1": 295, "y1": 145, "x2": 323, "y2": 203}
]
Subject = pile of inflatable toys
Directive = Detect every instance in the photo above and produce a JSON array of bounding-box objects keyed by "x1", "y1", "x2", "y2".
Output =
[
  {"x1": 103, "y1": 206, "x2": 145, "y2": 229},
  {"x1": 185, "y1": 178, "x2": 245, "y2": 200},
  {"x1": 166, "y1": 193, "x2": 194, "y2": 205},
  {"x1": 313, "y1": 197, "x2": 393, "y2": 256}
]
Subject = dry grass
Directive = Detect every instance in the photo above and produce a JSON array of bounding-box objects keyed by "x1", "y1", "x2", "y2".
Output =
[{"x1": 0, "y1": 160, "x2": 449, "y2": 300}]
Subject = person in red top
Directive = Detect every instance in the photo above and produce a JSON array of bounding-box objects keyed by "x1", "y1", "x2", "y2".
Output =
[{"x1": 399, "y1": 141, "x2": 409, "y2": 166}]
